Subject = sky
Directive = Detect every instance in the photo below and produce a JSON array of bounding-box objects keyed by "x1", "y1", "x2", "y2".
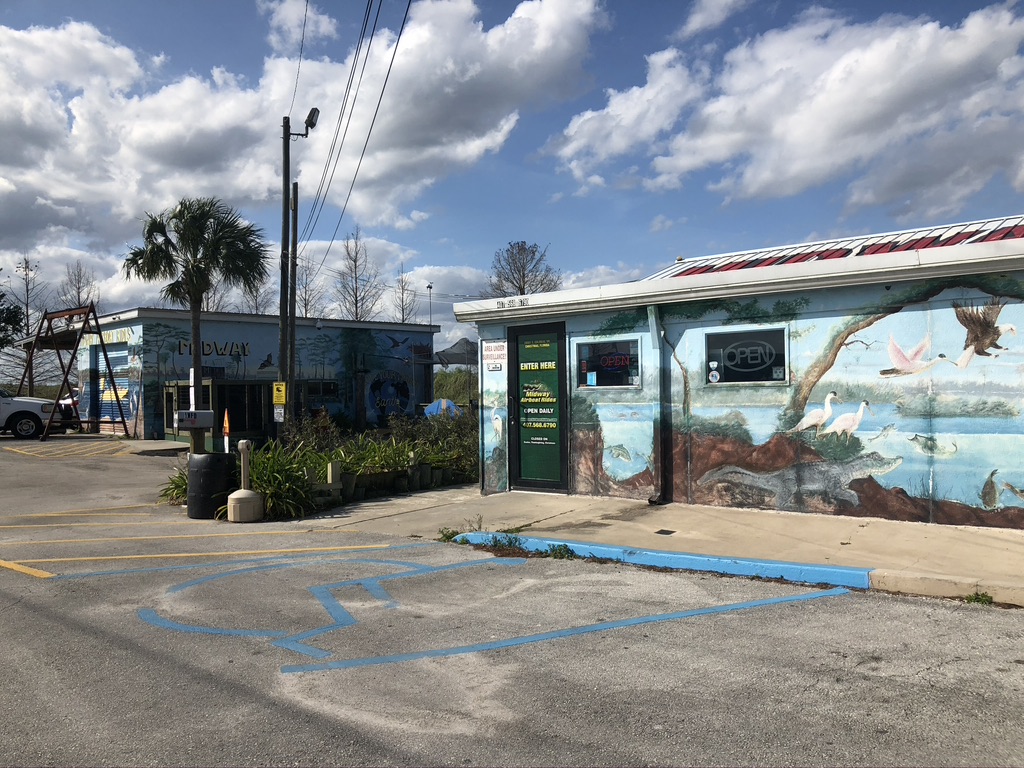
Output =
[{"x1": 2, "y1": 0, "x2": 1024, "y2": 346}]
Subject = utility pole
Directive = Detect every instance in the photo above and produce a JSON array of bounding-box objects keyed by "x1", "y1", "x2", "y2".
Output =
[
  {"x1": 278, "y1": 108, "x2": 318, "y2": 428},
  {"x1": 288, "y1": 180, "x2": 298, "y2": 419},
  {"x1": 279, "y1": 115, "x2": 291, "y2": 425}
]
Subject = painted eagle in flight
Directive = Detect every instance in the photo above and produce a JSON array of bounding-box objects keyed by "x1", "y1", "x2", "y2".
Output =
[{"x1": 951, "y1": 296, "x2": 1017, "y2": 368}]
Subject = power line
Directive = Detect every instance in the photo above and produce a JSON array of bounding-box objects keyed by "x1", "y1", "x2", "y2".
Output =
[
  {"x1": 287, "y1": 0, "x2": 311, "y2": 116},
  {"x1": 297, "y1": 0, "x2": 377, "y2": 250},
  {"x1": 304, "y1": 0, "x2": 414, "y2": 282}
]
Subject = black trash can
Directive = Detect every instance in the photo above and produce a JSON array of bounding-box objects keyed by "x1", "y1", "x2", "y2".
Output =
[{"x1": 187, "y1": 452, "x2": 237, "y2": 519}]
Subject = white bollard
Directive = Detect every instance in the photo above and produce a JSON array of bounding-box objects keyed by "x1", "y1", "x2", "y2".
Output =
[{"x1": 227, "y1": 440, "x2": 264, "y2": 523}]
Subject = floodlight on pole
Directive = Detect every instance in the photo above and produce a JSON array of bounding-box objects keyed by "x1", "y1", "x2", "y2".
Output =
[{"x1": 427, "y1": 282, "x2": 433, "y2": 326}]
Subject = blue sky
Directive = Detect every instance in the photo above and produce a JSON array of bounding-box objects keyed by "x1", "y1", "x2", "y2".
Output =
[{"x1": 1, "y1": 0, "x2": 1023, "y2": 344}]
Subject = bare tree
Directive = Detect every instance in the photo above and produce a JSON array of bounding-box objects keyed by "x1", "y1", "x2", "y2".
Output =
[
  {"x1": 0, "y1": 268, "x2": 26, "y2": 382},
  {"x1": 331, "y1": 227, "x2": 385, "y2": 321},
  {"x1": 201, "y1": 282, "x2": 233, "y2": 313},
  {"x1": 0, "y1": 268, "x2": 23, "y2": 348},
  {"x1": 483, "y1": 241, "x2": 562, "y2": 298},
  {"x1": 237, "y1": 279, "x2": 275, "y2": 315},
  {"x1": 57, "y1": 259, "x2": 102, "y2": 311},
  {"x1": 14, "y1": 257, "x2": 51, "y2": 327},
  {"x1": 296, "y1": 253, "x2": 331, "y2": 320},
  {"x1": 390, "y1": 263, "x2": 419, "y2": 323},
  {"x1": 12, "y1": 257, "x2": 55, "y2": 393}
]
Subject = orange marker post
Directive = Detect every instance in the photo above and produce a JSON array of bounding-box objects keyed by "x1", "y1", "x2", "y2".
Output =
[{"x1": 223, "y1": 410, "x2": 230, "y2": 453}]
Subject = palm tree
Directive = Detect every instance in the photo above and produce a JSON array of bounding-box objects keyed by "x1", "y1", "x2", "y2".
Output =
[{"x1": 124, "y1": 197, "x2": 270, "y2": 452}]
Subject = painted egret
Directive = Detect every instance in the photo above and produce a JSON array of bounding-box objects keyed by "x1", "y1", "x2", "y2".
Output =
[
  {"x1": 787, "y1": 391, "x2": 840, "y2": 437},
  {"x1": 818, "y1": 400, "x2": 872, "y2": 443}
]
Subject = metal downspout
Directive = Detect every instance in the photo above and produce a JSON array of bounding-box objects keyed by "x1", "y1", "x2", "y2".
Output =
[{"x1": 647, "y1": 306, "x2": 673, "y2": 504}]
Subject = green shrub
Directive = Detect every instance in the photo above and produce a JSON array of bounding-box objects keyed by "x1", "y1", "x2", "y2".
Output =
[
  {"x1": 388, "y1": 411, "x2": 479, "y2": 480},
  {"x1": 964, "y1": 591, "x2": 994, "y2": 605},
  {"x1": 247, "y1": 440, "x2": 317, "y2": 520},
  {"x1": 488, "y1": 533, "x2": 525, "y2": 551},
  {"x1": 280, "y1": 410, "x2": 346, "y2": 454},
  {"x1": 332, "y1": 432, "x2": 414, "y2": 473},
  {"x1": 438, "y1": 527, "x2": 461, "y2": 542},
  {"x1": 159, "y1": 459, "x2": 189, "y2": 505},
  {"x1": 433, "y1": 368, "x2": 477, "y2": 404},
  {"x1": 547, "y1": 543, "x2": 577, "y2": 559}
]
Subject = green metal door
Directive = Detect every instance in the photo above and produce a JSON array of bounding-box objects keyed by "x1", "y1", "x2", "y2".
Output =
[{"x1": 508, "y1": 323, "x2": 567, "y2": 491}]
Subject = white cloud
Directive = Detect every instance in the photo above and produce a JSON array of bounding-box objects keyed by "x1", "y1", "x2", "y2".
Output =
[
  {"x1": 550, "y1": 48, "x2": 702, "y2": 190},
  {"x1": 302, "y1": 0, "x2": 608, "y2": 228},
  {"x1": 555, "y1": 4, "x2": 1024, "y2": 220},
  {"x1": 649, "y1": 214, "x2": 674, "y2": 233},
  {"x1": 258, "y1": 0, "x2": 338, "y2": 55},
  {"x1": 677, "y1": 0, "x2": 754, "y2": 39},
  {"x1": 0, "y1": 0, "x2": 607, "y2": 311},
  {"x1": 562, "y1": 262, "x2": 644, "y2": 289}
]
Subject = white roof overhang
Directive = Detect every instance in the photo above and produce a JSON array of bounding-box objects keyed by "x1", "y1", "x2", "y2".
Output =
[{"x1": 454, "y1": 240, "x2": 1024, "y2": 324}]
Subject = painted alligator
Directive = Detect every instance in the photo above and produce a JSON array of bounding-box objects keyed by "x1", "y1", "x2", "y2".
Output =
[{"x1": 697, "y1": 452, "x2": 903, "y2": 510}]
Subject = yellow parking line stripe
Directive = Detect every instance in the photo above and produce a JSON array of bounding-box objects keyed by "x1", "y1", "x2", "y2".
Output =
[
  {"x1": 0, "y1": 559, "x2": 55, "y2": 578},
  {"x1": 30, "y1": 514, "x2": 157, "y2": 518},
  {"x1": 0, "y1": 521, "x2": 194, "y2": 530},
  {"x1": 30, "y1": 443, "x2": 121, "y2": 453},
  {"x1": 3, "y1": 447, "x2": 47, "y2": 456},
  {"x1": 33, "y1": 505, "x2": 163, "y2": 515},
  {"x1": 0, "y1": 505, "x2": 161, "y2": 518},
  {"x1": 0, "y1": 529, "x2": 360, "y2": 546},
  {"x1": 17, "y1": 544, "x2": 391, "y2": 564}
]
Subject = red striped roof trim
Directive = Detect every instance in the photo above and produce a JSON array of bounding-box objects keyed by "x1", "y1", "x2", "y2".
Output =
[{"x1": 645, "y1": 214, "x2": 1024, "y2": 281}]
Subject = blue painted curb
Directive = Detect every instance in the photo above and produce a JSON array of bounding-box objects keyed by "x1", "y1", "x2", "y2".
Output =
[{"x1": 453, "y1": 532, "x2": 873, "y2": 590}]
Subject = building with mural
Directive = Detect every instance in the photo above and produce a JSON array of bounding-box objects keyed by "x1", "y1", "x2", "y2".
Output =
[
  {"x1": 455, "y1": 215, "x2": 1024, "y2": 530},
  {"x1": 76, "y1": 308, "x2": 435, "y2": 444}
]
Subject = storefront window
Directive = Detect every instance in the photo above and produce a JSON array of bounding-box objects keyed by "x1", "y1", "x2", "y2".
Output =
[
  {"x1": 307, "y1": 380, "x2": 339, "y2": 399},
  {"x1": 576, "y1": 339, "x2": 640, "y2": 388},
  {"x1": 705, "y1": 327, "x2": 787, "y2": 384}
]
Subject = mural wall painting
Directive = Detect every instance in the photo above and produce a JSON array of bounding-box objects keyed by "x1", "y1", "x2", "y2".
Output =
[
  {"x1": 82, "y1": 318, "x2": 429, "y2": 437},
  {"x1": 480, "y1": 339, "x2": 509, "y2": 494},
  {"x1": 569, "y1": 324, "x2": 656, "y2": 501},
  {"x1": 562, "y1": 276, "x2": 1024, "y2": 529}
]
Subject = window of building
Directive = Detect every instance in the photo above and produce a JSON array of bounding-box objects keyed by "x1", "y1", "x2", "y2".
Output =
[
  {"x1": 576, "y1": 339, "x2": 640, "y2": 388},
  {"x1": 307, "y1": 380, "x2": 339, "y2": 399},
  {"x1": 704, "y1": 327, "x2": 788, "y2": 385}
]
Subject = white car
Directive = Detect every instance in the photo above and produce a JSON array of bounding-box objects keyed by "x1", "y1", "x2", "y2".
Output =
[{"x1": 0, "y1": 387, "x2": 56, "y2": 439}]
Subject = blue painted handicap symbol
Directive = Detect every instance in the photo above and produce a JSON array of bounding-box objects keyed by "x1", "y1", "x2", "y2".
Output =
[{"x1": 139, "y1": 555, "x2": 849, "y2": 674}]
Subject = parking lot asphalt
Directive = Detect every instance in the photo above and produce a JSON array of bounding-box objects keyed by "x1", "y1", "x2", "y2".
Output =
[
  {"x1": 2, "y1": 435, "x2": 1023, "y2": 766},
  {"x1": 5, "y1": 434, "x2": 1024, "y2": 605}
]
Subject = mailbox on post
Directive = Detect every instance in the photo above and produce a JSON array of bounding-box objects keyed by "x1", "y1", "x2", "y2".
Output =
[{"x1": 174, "y1": 410, "x2": 216, "y2": 430}]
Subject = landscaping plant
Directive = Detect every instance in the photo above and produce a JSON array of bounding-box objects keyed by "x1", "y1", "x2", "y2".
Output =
[{"x1": 246, "y1": 441, "x2": 317, "y2": 520}]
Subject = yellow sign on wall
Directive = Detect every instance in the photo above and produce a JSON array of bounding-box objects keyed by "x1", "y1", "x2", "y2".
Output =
[{"x1": 273, "y1": 382, "x2": 286, "y2": 405}]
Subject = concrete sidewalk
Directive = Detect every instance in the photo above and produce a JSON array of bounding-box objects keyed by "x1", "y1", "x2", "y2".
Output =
[
  {"x1": 24, "y1": 436, "x2": 1022, "y2": 605},
  {"x1": 316, "y1": 484, "x2": 1024, "y2": 607}
]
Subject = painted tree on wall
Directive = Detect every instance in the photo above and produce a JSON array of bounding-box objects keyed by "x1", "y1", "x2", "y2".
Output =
[{"x1": 141, "y1": 323, "x2": 190, "y2": 382}]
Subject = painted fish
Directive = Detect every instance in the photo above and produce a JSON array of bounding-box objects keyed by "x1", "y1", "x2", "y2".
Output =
[
  {"x1": 868, "y1": 423, "x2": 897, "y2": 442},
  {"x1": 1002, "y1": 481, "x2": 1024, "y2": 503},
  {"x1": 606, "y1": 444, "x2": 632, "y2": 462},
  {"x1": 908, "y1": 433, "x2": 958, "y2": 456}
]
